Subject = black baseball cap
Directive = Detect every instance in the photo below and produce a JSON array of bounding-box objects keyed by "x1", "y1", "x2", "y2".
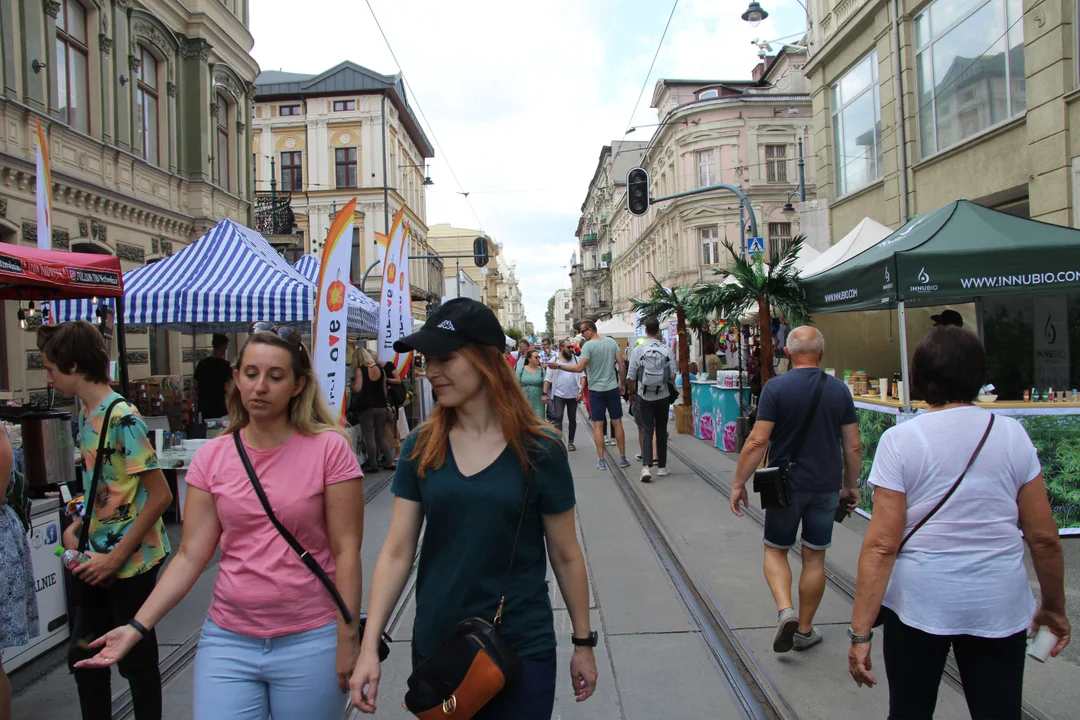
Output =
[
  {"x1": 393, "y1": 297, "x2": 505, "y2": 355},
  {"x1": 930, "y1": 309, "x2": 963, "y2": 327}
]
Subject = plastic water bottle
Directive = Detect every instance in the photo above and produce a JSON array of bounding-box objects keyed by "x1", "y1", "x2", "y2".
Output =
[{"x1": 55, "y1": 546, "x2": 91, "y2": 571}]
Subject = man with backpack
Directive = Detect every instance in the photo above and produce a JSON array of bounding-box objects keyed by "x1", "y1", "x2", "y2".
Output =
[{"x1": 627, "y1": 317, "x2": 677, "y2": 482}]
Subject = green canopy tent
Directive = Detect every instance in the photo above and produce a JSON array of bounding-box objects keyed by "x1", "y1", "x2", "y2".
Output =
[{"x1": 800, "y1": 200, "x2": 1080, "y2": 407}]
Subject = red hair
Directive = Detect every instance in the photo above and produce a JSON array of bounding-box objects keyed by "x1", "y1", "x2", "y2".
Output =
[{"x1": 411, "y1": 343, "x2": 562, "y2": 478}]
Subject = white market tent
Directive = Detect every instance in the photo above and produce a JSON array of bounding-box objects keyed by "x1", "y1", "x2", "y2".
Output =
[
  {"x1": 596, "y1": 316, "x2": 636, "y2": 338},
  {"x1": 56, "y1": 219, "x2": 314, "y2": 332},
  {"x1": 293, "y1": 254, "x2": 378, "y2": 335},
  {"x1": 798, "y1": 217, "x2": 894, "y2": 278}
]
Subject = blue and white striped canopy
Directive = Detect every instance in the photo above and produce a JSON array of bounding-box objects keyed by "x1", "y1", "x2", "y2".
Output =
[
  {"x1": 55, "y1": 220, "x2": 314, "y2": 332},
  {"x1": 293, "y1": 255, "x2": 378, "y2": 335}
]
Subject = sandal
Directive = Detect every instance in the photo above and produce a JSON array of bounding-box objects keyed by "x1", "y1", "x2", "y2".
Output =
[{"x1": 568, "y1": 444, "x2": 576, "y2": 451}]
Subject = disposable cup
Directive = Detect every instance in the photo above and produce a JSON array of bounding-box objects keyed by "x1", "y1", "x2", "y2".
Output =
[
  {"x1": 880, "y1": 378, "x2": 889, "y2": 400},
  {"x1": 1028, "y1": 626, "x2": 1059, "y2": 663}
]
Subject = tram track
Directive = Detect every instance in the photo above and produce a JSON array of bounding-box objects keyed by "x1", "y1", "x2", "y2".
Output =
[
  {"x1": 667, "y1": 442, "x2": 1055, "y2": 720},
  {"x1": 110, "y1": 467, "x2": 401, "y2": 719},
  {"x1": 589, "y1": 414, "x2": 792, "y2": 720}
]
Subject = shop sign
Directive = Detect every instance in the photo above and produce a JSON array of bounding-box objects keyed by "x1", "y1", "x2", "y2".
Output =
[{"x1": 1034, "y1": 295, "x2": 1070, "y2": 389}]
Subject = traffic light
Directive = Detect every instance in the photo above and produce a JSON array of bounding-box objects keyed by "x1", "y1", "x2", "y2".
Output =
[
  {"x1": 473, "y1": 236, "x2": 489, "y2": 267},
  {"x1": 627, "y1": 167, "x2": 650, "y2": 216}
]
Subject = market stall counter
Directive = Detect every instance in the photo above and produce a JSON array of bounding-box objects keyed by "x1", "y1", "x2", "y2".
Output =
[
  {"x1": 852, "y1": 396, "x2": 1080, "y2": 535},
  {"x1": 691, "y1": 380, "x2": 716, "y2": 443}
]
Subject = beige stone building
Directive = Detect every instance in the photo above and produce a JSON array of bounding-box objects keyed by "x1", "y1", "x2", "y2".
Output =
[
  {"x1": 426, "y1": 223, "x2": 502, "y2": 310},
  {"x1": 496, "y1": 255, "x2": 527, "y2": 331},
  {"x1": 608, "y1": 48, "x2": 815, "y2": 325},
  {"x1": 803, "y1": 0, "x2": 1070, "y2": 241},
  {"x1": 252, "y1": 61, "x2": 443, "y2": 318},
  {"x1": 553, "y1": 287, "x2": 574, "y2": 339},
  {"x1": 1, "y1": 0, "x2": 258, "y2": 401}
]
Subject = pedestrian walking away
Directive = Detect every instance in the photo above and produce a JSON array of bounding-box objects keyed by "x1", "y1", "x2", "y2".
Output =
[
  {"x1": 848, "y1": 326, "x2": 1070, "y2": 719},
  {"x1": 549, "y1": 320, "x2": 630, "y2": 470},
  {"x1": 349, "y1": 348, "x2": 396, "y2": 473},
  {"x1": 730, "y1": 326, "x2": 862, "y2": 654},
  {"x1": 627, "y1": 317, "x2": 677, "y2": 483},
  {"x1": 192, "y1": 333, "x2": 233, "y2": 421},
  {"x1": 73, "y1": 326, "x2": 365, "y2": 720},
  {"x1": 1, "y1": 424, "x2": 38, "y2": 720},
  {"x1": 38, "y1": 321, "x2": 174, "y2": 720},
  {"x1": 544, "y1": 340, "x2": 584, "y2": 451},
  {"x1": 516, "y1": 349, "x2": 547, "y2": 418},
  {"x1": 350, "y1": 298, "x2": 597, "y2": 720}
]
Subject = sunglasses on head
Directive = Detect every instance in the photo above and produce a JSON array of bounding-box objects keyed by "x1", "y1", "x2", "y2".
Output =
[{"x1": 249, "y1": 322, "x2": 304, "y2": 349}]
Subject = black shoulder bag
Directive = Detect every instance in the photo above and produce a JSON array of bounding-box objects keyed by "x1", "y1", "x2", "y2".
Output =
[
  {"x1": 402, "y1": 484, "x2": 530, "y2": 719},
  {"x1": 873, "y1": 414, "x2": 995, "y2": 627},
  {"x1": 71, "y1": 397, "x2": 126, "y2": 599},
  {"x1": 232, "y1": 431, "x2": 390, "y2": 661},
  {"x1": 753, "y1": 371, "x2": 828, "y2": 508}
]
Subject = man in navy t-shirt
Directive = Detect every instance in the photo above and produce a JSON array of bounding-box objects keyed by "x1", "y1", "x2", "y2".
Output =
[{"x1": 730, "y1": 327, "x2": 862, "y2": 654}]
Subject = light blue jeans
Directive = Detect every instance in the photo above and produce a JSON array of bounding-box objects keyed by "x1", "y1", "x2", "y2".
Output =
[{"x1": 192, "y1": 618, "x2": 344, "y2": 720}]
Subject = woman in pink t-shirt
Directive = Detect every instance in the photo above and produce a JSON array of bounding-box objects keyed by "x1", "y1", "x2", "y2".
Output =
[{"x1": 75, "y1": 329, "x2": 364, "y2": 720}]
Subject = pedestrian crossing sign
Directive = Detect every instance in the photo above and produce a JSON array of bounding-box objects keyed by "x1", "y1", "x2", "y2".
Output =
[{"x1": 747, "y1": 237, "x2": 765, "y2": 255}]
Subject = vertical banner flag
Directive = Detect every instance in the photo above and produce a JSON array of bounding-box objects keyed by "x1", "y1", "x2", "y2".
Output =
[
  {"x1": 377, "y1": 208, "x2": 414, "y2": 376},
  {"x1": 314, "y1": 198, "x2": 356, "y2": 424},
  {"x1": 35, "y1": 118, "x2": 52, "y2": 251}
]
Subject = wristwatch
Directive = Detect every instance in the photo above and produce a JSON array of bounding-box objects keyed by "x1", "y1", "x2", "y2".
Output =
[
  {"x1": 571, "y1": 631, "x2": 599, "y2": 648},
  {"x1": 847, "y1": 628, "x2": 873, "y2": 644}
]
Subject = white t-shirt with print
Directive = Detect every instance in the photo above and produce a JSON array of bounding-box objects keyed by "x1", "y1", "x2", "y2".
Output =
[{"x1": 868, "y1": 406, "x2": 1040, "y2": 638}]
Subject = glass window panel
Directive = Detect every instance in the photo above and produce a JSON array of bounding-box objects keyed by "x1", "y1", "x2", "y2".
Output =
[
  {"x1": 218, "y1": 130, "x2": 229, "y2": 189},
  {"x1": 69, "y1": 47, "x2": 88, "y2": 134},
  {"x1": 931, "y1": 1, "x2": 1007, "y2": 151},
  {"x1": 837, "y1": 90, "x2": 880, "y2": 193},
  {"x1": 135, "y1": 89, "x2": 146, "y2": 157},
  {"x1": 1007, "y1": 0, "x2": 1025, "y2": 115},
  {"x1": 56, "y1": 42, "x2": 69, "y2": 121},
  {"x1": 142, "y1": 51, "x2": 157, "y2": 89},
  {"x1": 56, "y1": 0, "x2": 67, "y2": 33},
  {"x1": 930, "y1": 0, "x2": 984, "y2": 36},
  {"x1": 66, "y1": 0, "x2": 87, "y2": 43},
  {"x1": 838, "y1": 54, "x2": 873, "y2": 105},
  {"x1": 917, "y1": 51, "x2": 937, "y2": 156},
  {"x1": 146, "y1": 94, "x2": 158, "y2": 165},
  {"x1": 915, "y1": 12, "x2": 931, "y2": 48}
]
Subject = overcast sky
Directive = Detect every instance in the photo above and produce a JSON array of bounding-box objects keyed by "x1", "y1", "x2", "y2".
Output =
[{"x1": 251, "y1": 0, "x2": 806, "y2": 329}]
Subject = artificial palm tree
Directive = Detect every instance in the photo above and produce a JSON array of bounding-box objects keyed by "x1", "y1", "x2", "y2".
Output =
[
  {"x1": 630, "y1": 277, "x2": 703, "y2": 435},
  {"x1": 690, "y1": 234, "x2": 811, "y2": 385}
]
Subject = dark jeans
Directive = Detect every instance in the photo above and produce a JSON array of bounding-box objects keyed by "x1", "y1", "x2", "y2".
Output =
[
  {"x1": 551, "y1": 396, "x2": 579, "y2": 443},
  {"x1": 638, "y1": 397, "x2": 670, "y2": 468},
  {"x1": 358, "y1": 406, "x2": 393, "y2": 468},
  {"x1": 881, "y1": 607, "x2": 1027, "y2": 720},
  {"x1": 475, "y1": 648, "x2": 557, "y2": 720},
  {"x1": 68, "y1": 564, "x2": 162, "y2": 720}
]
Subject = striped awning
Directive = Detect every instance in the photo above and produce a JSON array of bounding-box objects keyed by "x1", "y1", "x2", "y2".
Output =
[
  {"x1": 55, "y1": 219, "x2": 314, "y2": 332},
  {"x1": 293, "y1": 254, "x2": 378, "y2": 335}
]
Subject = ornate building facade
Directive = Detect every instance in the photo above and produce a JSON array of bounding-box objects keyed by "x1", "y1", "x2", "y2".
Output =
[{"x1": 0, "y1": 0, "x2": 258, "y2": 400}]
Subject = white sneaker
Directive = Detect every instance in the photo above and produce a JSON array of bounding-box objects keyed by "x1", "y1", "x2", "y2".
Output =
[
  {"x1": 657, "y1": 468, "x2": 670, "y2": 477},
  {"x1": 640, "y1": 466, "x2": 652, "y2": 483}
]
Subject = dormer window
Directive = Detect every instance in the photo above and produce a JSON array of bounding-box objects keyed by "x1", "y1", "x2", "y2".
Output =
[{"x1": 698, "y1": 89, "x2": 719, "y2": 100}]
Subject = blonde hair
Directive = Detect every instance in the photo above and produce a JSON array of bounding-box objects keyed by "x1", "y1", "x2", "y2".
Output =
[
  {"x1": 354, "y1": 347, "x2": 376, "y2": 367},
  {"x1": 226, "y1": 333, "x2": 347, "y2": 438}
]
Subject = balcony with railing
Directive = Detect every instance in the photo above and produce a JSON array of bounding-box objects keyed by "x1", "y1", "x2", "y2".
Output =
[
  {"x1": 581, "y1": 232, "x2": 598, "y2": 245},
  {"x1": 254, "y1": 192, "x2": 300, "y2": 240}
]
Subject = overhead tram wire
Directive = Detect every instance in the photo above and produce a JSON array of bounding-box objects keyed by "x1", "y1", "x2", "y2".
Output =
[{"x1": 364, "y1": 0, "x2": 485, "y2": 231}]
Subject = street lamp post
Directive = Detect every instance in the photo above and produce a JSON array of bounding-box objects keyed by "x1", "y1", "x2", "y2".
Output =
[{"x1": 781, "y1": 136, "x2": 807, "y2": 214}]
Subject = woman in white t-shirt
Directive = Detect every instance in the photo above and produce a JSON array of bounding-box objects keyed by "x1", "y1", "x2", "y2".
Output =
[{"x1": 848, "y1": 326, "x2": 1069, "y2": 719}]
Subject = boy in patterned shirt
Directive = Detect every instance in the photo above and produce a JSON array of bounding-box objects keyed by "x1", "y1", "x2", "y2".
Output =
[{"x1": 38, "y1": 321, "x2": 173, "y2": 720}]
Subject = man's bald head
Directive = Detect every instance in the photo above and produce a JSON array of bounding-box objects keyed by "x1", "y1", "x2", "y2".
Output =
[{"x1": 786, "y1": 326, "x2": 825, "y2": 366}]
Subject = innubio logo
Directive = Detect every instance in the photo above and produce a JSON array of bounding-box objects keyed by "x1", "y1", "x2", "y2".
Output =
[
  {"x1": 882, "y1": 265, "x2": 894, "y2": 291},
  {"x1": 824, "y1": 288, "x2": 858, "y2": 303},
  {"x1": 910, "y1": 267, "x2": 938, "y2": 292},
  {"x1": 961, "y1": 271, "x2": 1080, "y2": 289}
]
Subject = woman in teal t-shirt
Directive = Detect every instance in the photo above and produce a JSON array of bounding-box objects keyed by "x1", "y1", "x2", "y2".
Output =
[{"x1": 350, "y1": 299, "x2": 598, "y2": 719}]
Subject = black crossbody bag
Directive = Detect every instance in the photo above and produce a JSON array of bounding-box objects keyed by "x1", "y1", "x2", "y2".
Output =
[
  {"x1": 232, "y1": 431, "x2": 390, "y2": 661},
  {"x1": 402, "y1": 483, "x2": 530, "y2": 719},
  {"x1": 753, "y1": 371, "x2": 828, "y2": 508}
]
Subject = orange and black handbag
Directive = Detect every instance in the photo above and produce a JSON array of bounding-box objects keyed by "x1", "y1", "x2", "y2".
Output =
[{"x1": 402, "y1": 483, "x2": 530, "y2": 719}]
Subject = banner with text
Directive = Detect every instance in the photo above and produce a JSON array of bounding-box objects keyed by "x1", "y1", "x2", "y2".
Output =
[
  {"x1": 35, "y1": 118, "x2": 52, "y2": 251},
  {"x1": 313, "y1": 198, "x2": 356, "y2": 424},
  {"x1": 377, "y1": 208, "x2": 413, "y2": 375}
]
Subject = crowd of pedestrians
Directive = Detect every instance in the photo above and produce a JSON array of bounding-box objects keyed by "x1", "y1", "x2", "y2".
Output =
[{"x1": 0, "y1": 305, "x2": 1071, "y2": 720}]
